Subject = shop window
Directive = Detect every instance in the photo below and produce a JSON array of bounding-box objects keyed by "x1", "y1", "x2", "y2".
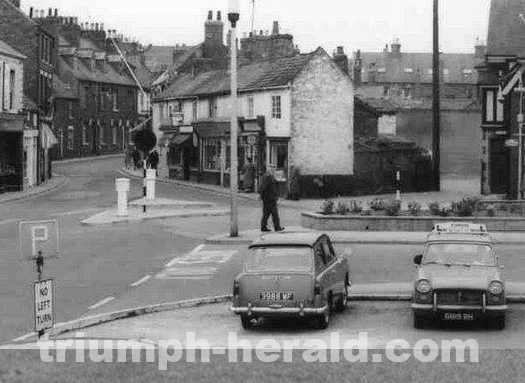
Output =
[
  {"x1": 112, "y1": 123, "x2": 118, "y2": 145},
  {"x1": 269, "y1": 141, "x2": 288, "y2": 169},
  {"x1": 67, "y1": 126, "x2": 74, "y2": 150},
  {"x1": 271, "y1": 96, "x2": 281, "y2": 119},
  {"x1": 484, "y1": 89, "x2": 504, "y2": 123},
  {"x1": 203, "y1": 139, "x2": 222, "y2": 171}
]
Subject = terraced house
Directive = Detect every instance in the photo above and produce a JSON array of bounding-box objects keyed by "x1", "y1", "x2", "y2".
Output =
[{"x1": 152, "y1": 48, "x2": 354, "y2": 198}]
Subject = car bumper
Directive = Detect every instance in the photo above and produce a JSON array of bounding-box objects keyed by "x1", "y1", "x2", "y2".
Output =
[
  {"x1": 230, "y1": 304, "x2": 328, "y2": 317},
  {"x1": 412, "y1": 303, "x2": 508, "y2": 315}
]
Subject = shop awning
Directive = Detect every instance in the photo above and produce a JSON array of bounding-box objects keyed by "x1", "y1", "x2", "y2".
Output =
[
  {"x1": 158, "y1": 133, "x2": 175, "y2": 148},
  {"x1": 41, "y1": 123, "x2": 58, "y2": 148},
  {"x1": 170, "y1": 133, "x2": 192, "y2": 146}
]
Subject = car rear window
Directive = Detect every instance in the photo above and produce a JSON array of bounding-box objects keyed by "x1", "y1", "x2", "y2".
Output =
[
  {"x1": 245, "y1": 246, "x2": 313, "y2": 272},
  {"x1": 424, "y1": 243, "x2": 495, "y2": 266}
]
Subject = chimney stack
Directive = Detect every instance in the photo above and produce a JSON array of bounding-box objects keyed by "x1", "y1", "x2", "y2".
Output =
[
  {"x1": 208, "y1": 10, "x2": 213, "y2": 20},
  {"x1": 333, "y1": 46, "x2": 349, "y2": 76},
  {"x1": 217, "y1": 11, "x2": 222, "y2": 21},
  {"x1": 272, "y1": 21, "x2": 279, "y2": 35},
  {"x1": 29, "y1": 7, "x2": 33, "y2": 18},
  {"x1": 48, "y1": 8, "x2": 52, "y2": 17},
  {"x1": 54, "y1": 8, "x2": 58, "y2": 17}
]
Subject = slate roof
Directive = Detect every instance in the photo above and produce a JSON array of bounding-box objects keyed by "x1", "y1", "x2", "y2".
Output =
[
  {"x1": 79, "y1": 37, "x2": 100, "y2": 51},
  {"x1": 151, "y1": 44, "x2": 202, "y2": 88},
  {"x1": 59, "y1": 56, "x2": 136, "y2": 87},
  {"x1": 143, "y1": 45, "x2": 178, "y2": 73},
  {"x1": 0, "y1": 38, "x2": 25, "y2": 59},
  {"x1": 53, "y1": 77, "x2": 78, "y2": 99},
  {"x1": 156, "y1": 49, "x2": 320, "y2": 100},
  {"x1": 486, "y1": 0, "x2": 525, "y2": 58},
  {"x1": 356, "y1": 51, "x2": 481, "y2": 84},
  {"x1": 128, "y1": 56, "x2": 154, "y2": 89}
]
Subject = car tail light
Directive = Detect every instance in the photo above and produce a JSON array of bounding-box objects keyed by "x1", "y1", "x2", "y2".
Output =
[
  {"x1": 314, "y1": 282, "x2": 321, "y2": 296},
  {"x1": 233, "y1": 279, "x2": 240, "y2": 296}
]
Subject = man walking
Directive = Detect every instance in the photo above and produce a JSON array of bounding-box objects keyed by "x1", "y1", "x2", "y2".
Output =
[{"x1": 258, "y1": 165, "x2": 285, "y2": 232}]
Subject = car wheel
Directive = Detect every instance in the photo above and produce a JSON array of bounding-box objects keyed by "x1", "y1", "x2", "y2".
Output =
[
  {"x1": 316, "y1": 298, "x2": 331, "y2": 329},
  {"x1": 334, "y1": 280, "x2": 348, "y2": 312},
  {"x1": 413, "y1": 314, "x2": 426, "y2": 329},
  {"x1": 241, "y1": 315, "x2": 253, "y2": 330}
]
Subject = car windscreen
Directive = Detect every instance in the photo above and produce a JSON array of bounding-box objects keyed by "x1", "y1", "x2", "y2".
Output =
[
  {"x1": 423, "y1": 243, "x2": 495, "y2": 266},
  {"x1": 245, "y1": 246, "x2": 313, "y2": 272}
]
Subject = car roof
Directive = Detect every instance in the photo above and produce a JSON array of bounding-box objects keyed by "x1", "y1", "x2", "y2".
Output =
[
  {"x1": 249, "y1": 232, "x2": 325, "y2": 248},
  {"x1": 426, "y1": 232, "x2": 493, "y2": 244}
]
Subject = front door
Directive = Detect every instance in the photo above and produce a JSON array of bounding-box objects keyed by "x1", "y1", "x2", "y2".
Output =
[{"x1": 489, "y1": 137, "x2": 509, "y2": 194}]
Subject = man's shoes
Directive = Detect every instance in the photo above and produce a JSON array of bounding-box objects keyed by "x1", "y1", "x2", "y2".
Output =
[
  {"x1": 275, "y1": 227, "x2": 285, "y2": 232},
  {"x1": 261, "y1": 228, "x2": 271, "y2": 232}
]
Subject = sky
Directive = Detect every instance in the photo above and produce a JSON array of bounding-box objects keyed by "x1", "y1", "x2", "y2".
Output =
[{"x1": 22, "y1": 0, "x2": 492, "y2": 54}]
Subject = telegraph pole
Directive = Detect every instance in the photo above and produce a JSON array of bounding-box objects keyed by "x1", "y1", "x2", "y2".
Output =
[{"x1": 432, "y1": 0, "x2": 441, "y2": 191}]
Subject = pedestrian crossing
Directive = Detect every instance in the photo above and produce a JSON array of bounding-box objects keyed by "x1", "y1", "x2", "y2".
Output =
[{"x1": 156, "y1": 245, "x2": 239, "y2": 280}]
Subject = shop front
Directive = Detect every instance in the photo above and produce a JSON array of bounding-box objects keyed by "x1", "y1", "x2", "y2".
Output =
[{"x1": 0, "y1": 113, "x2": 24, "y2": 193}]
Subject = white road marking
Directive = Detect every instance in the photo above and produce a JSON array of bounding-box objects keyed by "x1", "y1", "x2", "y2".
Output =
[
  {"x1": 51, "y1": 208, "x2": 102, "y2": 217},
  {"x1": 131, "y1": 275, "x2": 152, "y2": 287},
  {"x1": 165, "y1": 244, "x2": 207, "y2": 267},
  {"x1": 88, "y1": 297, "x2": 115, "y2": 310}
]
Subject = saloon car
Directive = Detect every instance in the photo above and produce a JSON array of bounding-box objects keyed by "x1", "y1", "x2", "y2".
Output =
[
  {"x1": 412, "y1": 223, "x2": 507, "y2": 329},
  {"x1": 230, "y1": 233, "x2": 350, "y2": 329}
]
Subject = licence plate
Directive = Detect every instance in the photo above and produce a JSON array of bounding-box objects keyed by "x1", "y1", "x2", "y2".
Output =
[
  {"x1": 443, "y1": 312, "x2": 475, "y2": 321},
  {"x1": 259, "y1": 292, "x2": 294, "y2": 301}
]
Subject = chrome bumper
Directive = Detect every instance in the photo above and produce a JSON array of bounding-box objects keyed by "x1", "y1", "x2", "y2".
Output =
[
  {"x1": 231, "y1": 304, "x2": 328, "y2": 316},
  {"x1": 412, "y1": 303, "x2": 508, "y2": 313}
]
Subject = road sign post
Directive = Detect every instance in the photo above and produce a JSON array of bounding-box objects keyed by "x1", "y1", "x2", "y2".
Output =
[{"x1": 34, "y1": 279, "x2": 54, "y2": 336}]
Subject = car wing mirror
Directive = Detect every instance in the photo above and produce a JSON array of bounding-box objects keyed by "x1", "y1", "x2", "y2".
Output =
[{"x1": 413, "y1": 254, "x2": 423, "y2": 266}]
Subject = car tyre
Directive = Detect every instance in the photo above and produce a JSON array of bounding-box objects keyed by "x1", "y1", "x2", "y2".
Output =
[
  {"x1": 334, "y1": 280, "x2": 348, "y2": 312},
  {"x1": 316, "y1": 298, "x2": 331, "y2": 329},
  {"x1": 413, "y1": 314, "x2": 426, "y2": 329},
  {"x1": 241, "y1": 315, "x2": 253, "y2": 330}
]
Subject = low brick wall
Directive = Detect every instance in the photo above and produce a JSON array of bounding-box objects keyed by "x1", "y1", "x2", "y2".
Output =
[{"x1": 301, "y1": 212, "x2": 525, "y2": 232}]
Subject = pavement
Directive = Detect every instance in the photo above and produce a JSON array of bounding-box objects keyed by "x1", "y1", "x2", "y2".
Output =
[{"x1": 0, "y1": 175, "x2": 69, "y2": 204}]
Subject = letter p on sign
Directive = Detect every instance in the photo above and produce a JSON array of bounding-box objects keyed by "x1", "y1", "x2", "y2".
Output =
[{"x1": 19, "y1": 220, "x2": 59, "y2": 260}]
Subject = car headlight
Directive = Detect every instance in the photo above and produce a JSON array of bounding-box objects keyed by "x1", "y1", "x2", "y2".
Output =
[
  {"x1": 488, "y1": 281, "x2": 504, "y2": 295},
  {"x1": 415, "y1": 279, "x2": 432, "y2": 294}
]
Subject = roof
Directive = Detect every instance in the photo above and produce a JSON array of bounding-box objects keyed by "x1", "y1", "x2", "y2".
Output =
[
  {"x1": 356, "y1": 51, "x2": 482, "y2": 84},
  {"x1": 353, "y1": 97, "x2": 480, "y2": 112},
  {"x1": 22, "y1": 95, "x2": 38, "y2": 111},
  {"x1": 79, "y1": 37, "x2": 100, "y2": 51},
  {"x1": 59, "y1": 56, "x2": 136, "y2": 87},
  {"x1": 249, "y1": 232, "x2": 325, "y2": 248},
  {"x1": 151, "y1": 44, "x2": 202, "y2": 87},
  {"x1": 487, "y1": 0, "x2": 525, "y2": 58},
  {"x1": 52, "y1": 77, "x2": 78, "y2": 99},
  {"x1": 355, "y1": 96, "x2": 398, "y2": 115},
  {"x1": 128, "y1": 57, "x2": 154, "y2": 88},
  {"x1": 0, "y1": 38, "x2": 25, "y2": 59},
  {"x1": 156, "y1": 49, "x2": 321, "y2": 100},
  {"x1": 143, "y1": 45, "x2": 178, "y2": 73}
]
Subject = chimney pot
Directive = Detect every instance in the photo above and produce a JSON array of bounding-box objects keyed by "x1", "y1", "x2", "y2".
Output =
[
  {"x1": 40, "y1": 10, "x2": 44, "y2": 18},
  {"x1": 54, "y1": 8, "x2": 58, "y2": 17},
  {"x1": 337, "y1": 46, "x2": 344, "y2": 55},
  {"x1": 29, "y1": 7, "x2": 33, "y2": 18},
  {"x1": 208, "y1": 10, "x2": 213, "y2": 20},
  {"x1": 260, "y1": 30, "x2": 263, "y2": 36},
  {"x1": 100, "y1": 23, "x2": 104, "y2": 31},
  {"x1": 95, "y1": 23, "x2": 99, "y2": 31},
  {"x1": 217, "y1": 11, "x2": 222, "y2": 21},
  {"x1": 272, "y1": 21, "x2": 279, "y2": 35},
  {"x1": 48, "y1": 8, "x2": 52, "y2": 17}
]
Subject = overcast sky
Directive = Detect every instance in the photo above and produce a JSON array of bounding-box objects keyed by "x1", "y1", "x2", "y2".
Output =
[{"x1": 23, "y1": 0, "x2": 492, "y2": 54}]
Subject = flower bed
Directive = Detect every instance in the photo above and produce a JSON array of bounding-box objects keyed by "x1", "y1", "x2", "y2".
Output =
[{"x1": 302, "y1": 197, "x2": 525, "y2": 232}]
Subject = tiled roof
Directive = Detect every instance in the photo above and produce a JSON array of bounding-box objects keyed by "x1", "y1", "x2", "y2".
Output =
[
  {"x1": 356, "y1": 51, "x2": 482, "y2": 84},
  {"x1": 487, "y1": 0, "x2": 525, "y2": 58},
  {"x1": 156, "y1": 49, "x2": 320, "y2": 100},
  {"x1": 52, "y1": 77, "x2": 78, "y2": 99},
  {"x1": 0, "y1": 38, "x2": 25, "y2": 59},
  {"x1": 59, "y1": 56, "x2": 136, "y2": 87}
]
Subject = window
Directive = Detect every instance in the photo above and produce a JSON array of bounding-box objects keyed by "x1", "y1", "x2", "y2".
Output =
[
  {"x1": 427, "y1": 69, "x2": 433, "y2": 75},
  {"x1": 82, "y1": 123, "x2": 88, "y2": 145},
  {"x1": 484, "y1": 88, "x2": 504, "y2": 123},
  {"x1": 271, "y1": 96, "x2": 281, "y2": 119},
  {"x1": 202, "y1": 138, "x2": 222, "y2": 171},
  {"x1": 112, "y1": 123, "x2": 117, "y2": 145},
  {"x1": 9, "y1": 70, "x2": 15, "y2": 110},
  {"x1": 443, "y1": 69, "x2": 450, "y2": 75},
  {"x1": 67, "y1": 126, "x2": 74, "y2": 150},
  {"x1": 99, "y1": 124, "x2": 104, "y2": 144},
  {"x1": 68, "y1": 100, "x2": 73, "y2": 118},
  {"x1": 80, "y1": 85, "x2": 88, "y2": 109},
  {"x1": 247, "y1": 95, "x2": 254, "y2": 118},
  {"x1": 404, "y1": 68, "x2": 414, "y2": 73},
  {"x1": 403, "y1": 87, "x2": 411, "y2": 98},
  {"x1": 377, "y1": 68, "x2": 386, "y2": 73},
  {"x1": 269, "y1": 141, "x2": 288, "y2": 168},
  {"x1": 208, "y1": 98, "x2": 217, "y2": 118},
  {"x1": 383, "y1": 86, "x2": 390, "y2": 97},
  {"x1": 192, "y1": 99, "x2": 198, "y2": 120},
  {"x1": 112, "y1": 91, "x2": 118, "y2": 111}
]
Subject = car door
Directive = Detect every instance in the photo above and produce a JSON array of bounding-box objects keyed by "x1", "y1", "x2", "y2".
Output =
[
  {"x1": 313, "y1": 239, "x2": 329, "y2": 294},
  {"x1": 321, "y1": 236, "x2": 340, "y2": 294}
]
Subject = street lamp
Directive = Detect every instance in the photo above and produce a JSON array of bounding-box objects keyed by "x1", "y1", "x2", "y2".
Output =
[{"x1": 228, "y1": 0, "x2": 240, "y2": 237}]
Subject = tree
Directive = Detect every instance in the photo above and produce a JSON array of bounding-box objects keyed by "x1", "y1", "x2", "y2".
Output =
[{"x1": 132, "y1": 129, "x2": 157, "y2": 154}]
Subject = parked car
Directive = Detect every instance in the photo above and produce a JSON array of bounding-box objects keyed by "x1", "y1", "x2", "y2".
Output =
[
  {"x1": 230, "y1": 232, "x2": 351, "y2": 329},
  {"x1": 412, "y1": 222, "x2": 507, "y2": 329}
]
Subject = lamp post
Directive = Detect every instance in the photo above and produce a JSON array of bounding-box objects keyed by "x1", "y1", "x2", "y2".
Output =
[
  {"x1": 432, "y1": 0, "x2": 441, "y2": 191},
  {"x1": 228, "y1": 0, "x2": 240, "y2": 237}
]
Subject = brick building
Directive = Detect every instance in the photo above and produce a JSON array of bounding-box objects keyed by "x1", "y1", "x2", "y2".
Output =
[
  {"x1": 476, "y1": 0, "x2": 525, "y2": 198},
  {"x1": 0, "y1": 0, "x2": 57, "y2": 185},
  {"x1": 152, "y1": 48, "x2": 354, "y2": 198},
  {"x1": 32, "y1": 12, "x2": 140, "y2": 160}
]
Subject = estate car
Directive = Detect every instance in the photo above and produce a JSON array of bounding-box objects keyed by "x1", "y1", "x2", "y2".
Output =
[
  {"x1": 412, "y1": 223, "x2": 507, "y2": 329},
  {"x1": 231, "y1": 233, "x2": 350, "y2": 329}
]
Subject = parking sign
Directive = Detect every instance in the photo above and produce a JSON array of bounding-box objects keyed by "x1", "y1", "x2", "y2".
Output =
[
  {"x1": 19, "y1": 220, "x2": 59, "y2": 260},
  {"x1": 34, "y1": 279, "x2": 54, "y2": 332}
]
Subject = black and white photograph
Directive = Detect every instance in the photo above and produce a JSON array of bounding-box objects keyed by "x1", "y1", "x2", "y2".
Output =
[{"x1": 0, "y1": 0, "x2": 523, "y2": 381}]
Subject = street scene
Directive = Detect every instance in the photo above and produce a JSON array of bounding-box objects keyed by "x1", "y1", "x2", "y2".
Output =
[{"x1": 1, "y1": 0, "x2": 525, "y2": 381}]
